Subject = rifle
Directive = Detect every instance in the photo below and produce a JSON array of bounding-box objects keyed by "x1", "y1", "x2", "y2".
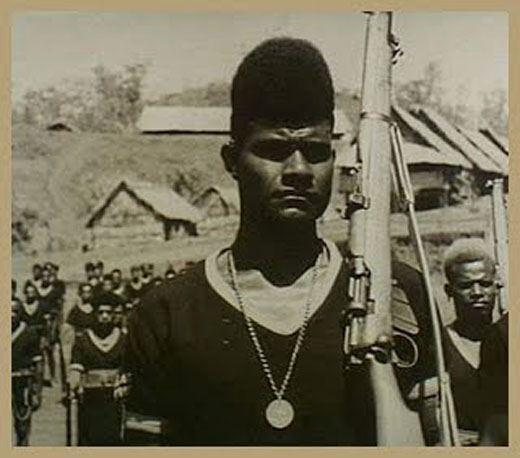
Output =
[
  {"x1": 490, "y1": 178, "x2": 508, "y2": 315},
  {"x1": 343, "y1": 12, "x2": 423, "y2": 445},
  {"x1": 390, "y1": 119, "x2": 460, "y2": 446},
  {"x1": 64, "y1": 385, "x2": 80, "y2": 446}
]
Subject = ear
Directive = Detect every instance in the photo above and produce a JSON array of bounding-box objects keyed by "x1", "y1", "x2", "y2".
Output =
[{"x1": 221, "y1": 142, "x2": 238, "y2": 180}]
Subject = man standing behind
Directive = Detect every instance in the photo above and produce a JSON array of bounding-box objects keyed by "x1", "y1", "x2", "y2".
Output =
[{"x1": 442, "y1": 238, "x2": 499, "y2": 445}]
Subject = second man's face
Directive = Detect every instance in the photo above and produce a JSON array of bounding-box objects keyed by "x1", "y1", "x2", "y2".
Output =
[
  {"x1": 234, "y1": 121, "x2": 334, "y2": 224},
  {"x1": 448, "y1": 259, "x2": 497, "y2": 328}
]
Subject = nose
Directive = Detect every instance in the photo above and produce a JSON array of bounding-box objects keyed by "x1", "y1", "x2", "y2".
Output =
[
  {"x1": 469, "y1": 282, "x2": 484, "y2": 298},
  {"x1": 282, "y1": 149, "x2": 313, "y2": 188}
]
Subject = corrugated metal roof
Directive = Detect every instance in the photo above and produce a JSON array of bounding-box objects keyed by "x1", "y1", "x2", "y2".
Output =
[
  {"x1": 86, "y1": 180, "x2": 202, "y2": 227},
  {"x1": 458, "y1": 128, "x2": 508, "y2": 175},
  {"x1": 334, "y1": 139, "x2": 464, "y2": 169},
  {"x1": 413, "y1": 107, "x2": 503, "y2": 174},
  {"x1": 137, "y1": 106, "x2": 351, "y2": 136},
  {"x1": 392, "y1": 105, "x2": 471, "y2": 168}
]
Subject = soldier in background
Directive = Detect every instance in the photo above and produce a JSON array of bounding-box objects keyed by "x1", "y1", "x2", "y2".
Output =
[
  {"x1": 12, "y1": 298, "x2": 44, "y2": 446},
  {"x1": 20, "y1": 281, "x2": 47, "y2": 331},
  {"x1": 69, "y1": 291, "x2": 126, "y2": 446},
  {"x1": 101, "y1": 274, "x2": 115, "y2": 293},
  {"x1": 111, "y1": 269, "x2": 127, "y2": 299},
  {"x1": 66, "y1": 283, "x2": 96, "y2": 335},
  {"x1": 31, "y1": 263, "x2": 43, "y2": 288},
  {"x1": 164, "y1": 265, "x2": 176, "y2": 280},
  {"x1": 125, "y1": 265, "x2": 143, "y2": 307},
  {"x1": 442, "y1": 238, "x2": 499, "y2": 445},
  {"x1": 94, "y1": 261, "x2": 105, "y2": 281},
  {"x1": 34, "y1": 266, "x2": 60, "y2": 383},
  {"x1": 140, "y1": 263, "x2": 154, "y2": 294},
  {"x1": 85, "y1": 262, "x2": 99, "y2": 288}
]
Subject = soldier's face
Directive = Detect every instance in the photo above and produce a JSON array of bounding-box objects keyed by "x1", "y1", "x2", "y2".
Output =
[
  {"x1": 32, "y1": 266, "x2": 42, "y2": 280},
  {"x1": 25, "y1": 285, "x2": 37, "y2": 302},
  {"x1": 41, "y1": 270, "x2": 51, "y2": 287},
  {"x1": 131, "y1": 268, "x2": 140, "y2": 280},
  {"x1": 97, "y1": 305, "x2": 114, "y2": 325},
  {"x1": 232, "y1": 121, "x2": 334, "y2": 224},
  {"x1": 112, "y1": 271, "x2": 122, "y2": 287},
  {"x1": 446, "y1": 260, "x2": 497, "y2": 329},
  {"x1": 80, "y1": 286, "x2": 92, "y2": 303},
  {"x1": 102, "y1": 279, "x2": 114, "y2": 292}
]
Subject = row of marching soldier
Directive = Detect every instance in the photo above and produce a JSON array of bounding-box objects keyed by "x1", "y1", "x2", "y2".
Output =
[{"x1": 11, "y1": 259, "x2": 180, "y2": 446}]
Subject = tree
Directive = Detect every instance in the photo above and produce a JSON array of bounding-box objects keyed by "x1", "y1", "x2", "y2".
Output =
[
  {"x1": 480, "y1": 88, "x2": 508, "y2": 136},
  {"x1": 91, "y1": 63, "x2": 147, "y2": 132},
  {"x1": 14, "y1": 63, "x2": 148, "y2": 133},
  {"x1": 395, "y1": 61, "x2": 443, "y2": 111}
]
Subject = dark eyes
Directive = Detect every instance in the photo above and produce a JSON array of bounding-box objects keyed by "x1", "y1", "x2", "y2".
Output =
[
  {"x1": 457, "y1": 281, "x2": 494, "y2": 289},
  {"x1": 250, "y1": 140, "x2": 332, "y2": 163}
]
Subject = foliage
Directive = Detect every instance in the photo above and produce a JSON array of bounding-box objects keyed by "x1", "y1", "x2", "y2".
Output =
[
  {"x1": 395, "y1": 62, "x2": 444, "y2": 111},
  {"x1": 153, "y1": 81, "x2": 230, "y2": 107},
  {"x1": 13, "y1": 63, "x2": 147, "y2": 133},
  {"x1": 480, "y1": 88, "x2": 508, "y2": 136},
  {"x1": 395, "y1": 61, "x2": 507, "y2": 134}
]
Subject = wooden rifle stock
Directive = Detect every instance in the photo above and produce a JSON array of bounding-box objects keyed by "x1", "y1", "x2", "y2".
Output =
[{"x1": 344, "y1": 12, "x2": 423, "y2": 445}]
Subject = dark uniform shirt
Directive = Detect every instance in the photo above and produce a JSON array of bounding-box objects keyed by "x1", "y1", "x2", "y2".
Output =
[
  {"x1": 12, "y1": 323, "x2": 43, "y2": 372},
  {"x1": 124, "y1": 255, "x2": 432, "y2": 446},
  {"x1": 442, "y1": 325, "x2": 481, "y2": 445},
  {"x1": 66, "y1": 305, "x2": 96, "y2": 334},
  {"x1": 479, "y1": 313, "x2": 508, "y2": 423}
]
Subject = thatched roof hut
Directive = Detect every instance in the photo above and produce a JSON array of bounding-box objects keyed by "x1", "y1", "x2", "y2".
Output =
[
  {"x1": 193, "y1": 185, "x2": 240, "y2": 218},
  {"x1": 86, "y1": 180, "x2": 202, "y2": 246}
]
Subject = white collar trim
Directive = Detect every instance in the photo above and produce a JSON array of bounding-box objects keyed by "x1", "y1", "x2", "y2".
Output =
[
  {"x1": 22, "y1": 300, "x2": 39, "y2": 316},
  {"x1": 205, "y1": 238, "x2": 342, "y2": 335},
  {"x1": 87, "y1": 327, "x2": 121, "y2": 353},
  {"x1": 447, "y1": 326, "x2": 481, "y2": 369}
]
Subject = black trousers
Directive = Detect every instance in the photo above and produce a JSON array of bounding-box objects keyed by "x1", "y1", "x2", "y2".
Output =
[{"x1": 12, "y1": 378, "x2": 33, "y2": 446}]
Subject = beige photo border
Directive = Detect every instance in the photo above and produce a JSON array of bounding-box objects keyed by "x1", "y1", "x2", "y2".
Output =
[{"x1": 1, "y1": 0, "x2": 518, "y2": 457}]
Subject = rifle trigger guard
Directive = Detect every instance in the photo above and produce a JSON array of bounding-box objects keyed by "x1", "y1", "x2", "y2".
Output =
[{"x1": 345, "y1": 193, "x2": 370, "y2": 219}]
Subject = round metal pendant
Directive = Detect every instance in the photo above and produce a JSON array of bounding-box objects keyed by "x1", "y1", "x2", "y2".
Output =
[{"x1": 265, "y1": 399, "x2": 294, "y2": 429}]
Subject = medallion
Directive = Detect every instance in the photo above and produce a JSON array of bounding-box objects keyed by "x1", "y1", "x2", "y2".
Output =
[{"x1": 265, "y1": 399, "x2": 294, "y2": 429}]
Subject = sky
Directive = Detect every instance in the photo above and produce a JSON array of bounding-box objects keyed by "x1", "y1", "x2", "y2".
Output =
[{"x1": 11, "y1": 12, "x2": 508, "y2": 111}]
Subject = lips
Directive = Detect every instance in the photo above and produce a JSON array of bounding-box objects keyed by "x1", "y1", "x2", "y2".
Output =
[
  {"x1": 274, "y1": 189, "x2": 317, "y2": 201},
  {"x1": 470, "y1": 302, "x2": 492, "y2": 311}
]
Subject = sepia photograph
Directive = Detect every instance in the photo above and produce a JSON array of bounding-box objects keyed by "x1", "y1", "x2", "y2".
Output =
[{"x1": 10, "y1": 10, "x2": 509, "y2": 447}]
